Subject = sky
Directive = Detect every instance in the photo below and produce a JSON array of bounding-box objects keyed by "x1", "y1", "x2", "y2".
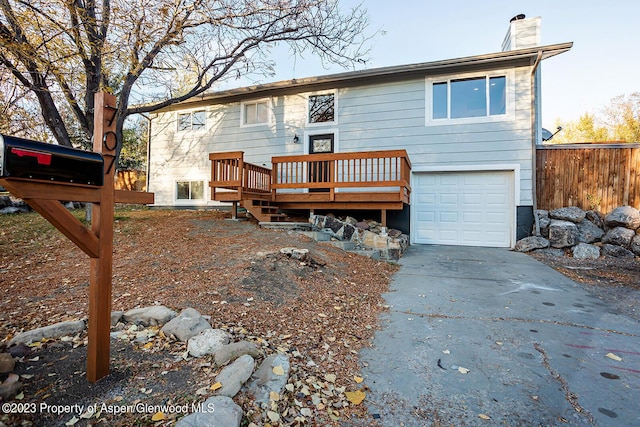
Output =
[{"x1": 236, "y1": 0, "x2": 640, "y2": 130}]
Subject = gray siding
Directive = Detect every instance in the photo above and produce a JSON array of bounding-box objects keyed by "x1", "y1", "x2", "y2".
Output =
[{"x1": 149, "y1": 65, "x2": 534, "y2": 206}]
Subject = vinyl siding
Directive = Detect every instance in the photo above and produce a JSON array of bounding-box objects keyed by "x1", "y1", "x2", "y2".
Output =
[{"x1": 149, "y1": 65, "x2": 535, "y2": 206}]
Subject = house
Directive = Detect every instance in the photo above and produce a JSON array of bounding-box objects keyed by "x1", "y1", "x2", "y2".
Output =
[{"x1": 147, "y1": 16, "x2": 572, "y2": 248}]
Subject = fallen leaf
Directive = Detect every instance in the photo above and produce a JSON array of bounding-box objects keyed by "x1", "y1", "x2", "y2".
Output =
[
  {"x1": 151, "y1": 411, "x2": 166, "y2": 421},
  {"x1": 210, "y1": 382, "x2": 222, "y2": 391},
  {"x1": 345, "y1": 390, "x2": 366, "y2": 405},
  {"x1": 267, "y1": 410, "x2": 280, "y2": 422},
  {"x1": 458, "y1": 367, "x2": 470, "y2": 374},
  {"x1": 15, "y1": 392, "x2": 24, "y2": 400},
  {"x1": 325, "y1": 373, "x2": 336, "y2": 383},
  {"x1": 269, "y1": 391, "x2": 280, "y2": 401},
  {"x1": 354, "y1": 376, "x2": 364, "y2": 384},
  {"x1": 272, "y1": 365, "x2": 285, "y2": 376},
  {"x1": 479, "y1": 413, "x2": 491, "y2": 420},
  {"x1": 142, "y1": 342, "x2": 154, "y2": 349},
  {"x1": 442, "y1": 349, "x2": 450, "y2": 354},
  {"x1": 606, "y1": 352, "x2": 622, "y2": 362},
  {"x1": 65, "y1": 416, "x2": 79, "y2": 426}
]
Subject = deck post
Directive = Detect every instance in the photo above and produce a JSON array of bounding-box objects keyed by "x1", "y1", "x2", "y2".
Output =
[
  {"x1": 231, "y1": 201, "x2": 238, "y2": 220},
  {"x1": 381, "y1": 209, "x2": 387, "y2": 227}
]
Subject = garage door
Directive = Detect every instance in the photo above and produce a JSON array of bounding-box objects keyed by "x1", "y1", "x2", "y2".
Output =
[{"x1": 413, "y1": 171, "x2": 513, "y2": 247}]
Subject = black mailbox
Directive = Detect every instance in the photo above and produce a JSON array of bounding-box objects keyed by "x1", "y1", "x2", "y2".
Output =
[{"x1": 0, "y1": 134, "x2": 104, "y2": 186}]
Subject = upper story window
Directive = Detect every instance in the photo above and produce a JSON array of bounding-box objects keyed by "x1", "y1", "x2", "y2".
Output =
[
  {"x1": 241, "y1": 99, "x2": 271, "y2": 126},
  {"x1": 426, "y1": 71, "x2": 514, "y2": 125},
  {"x1": 178, "y1": 111, "x2": 206, "y2": 131},
  {"x1": 308, "y1": 92, "x2": 335, "y2": 124}
]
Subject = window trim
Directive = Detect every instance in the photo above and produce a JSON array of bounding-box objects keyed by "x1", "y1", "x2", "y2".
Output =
[
  {"x1": 175, "y1": 179, "x2": 206, "y2": 203},
  {"x1": 425, "y1": 69, "x2": 515, "y2": 126},
  {"x1": 177, "y1": 110, "x2": 207, "y2": 132},
  {"x1": 240, "y1": 98, "x2": 273, "y2": 127},
  {"x1": 306, "y1": 90, "x2": 338, "y2": 126}
]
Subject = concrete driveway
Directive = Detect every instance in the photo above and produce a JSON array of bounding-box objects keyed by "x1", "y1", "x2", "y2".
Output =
[{"x1": 359, "y1": 245, "x2": 640, "y2": 426}]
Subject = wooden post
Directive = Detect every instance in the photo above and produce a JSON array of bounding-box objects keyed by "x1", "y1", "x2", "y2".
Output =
[
  {"x1": 0, "y1": 91, "x2": 153, "y2": 384},
  {"x1": 87, "y1": 92, "x2": 117, "y2": 382}
]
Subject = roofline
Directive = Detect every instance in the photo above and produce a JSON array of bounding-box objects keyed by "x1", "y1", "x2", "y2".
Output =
[{"x1": 155, "y1": 42, "x2": 573, "y2": 111}]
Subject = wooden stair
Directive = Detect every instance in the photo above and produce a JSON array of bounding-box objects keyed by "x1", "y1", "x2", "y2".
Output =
[{"x1": 242, "y1": 198, "x2": 287, "y2": 222}]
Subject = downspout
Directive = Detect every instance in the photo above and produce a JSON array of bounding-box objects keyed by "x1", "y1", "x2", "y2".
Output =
[
  {"x1": 143, "y1": 114, "x2": 152, "y2": 196},
  {"x1": 530, "y1": 50, "x2": 543, "y2": 237}
]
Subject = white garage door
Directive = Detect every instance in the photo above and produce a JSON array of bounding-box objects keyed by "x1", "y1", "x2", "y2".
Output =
[{"x1": 413, "y1": 171, "x2": 513, "y2": 247}]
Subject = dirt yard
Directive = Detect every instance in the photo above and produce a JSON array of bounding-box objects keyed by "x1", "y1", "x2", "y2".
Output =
[{"x1": 1, "y1": 208, "x2": 638, "y2": 426}]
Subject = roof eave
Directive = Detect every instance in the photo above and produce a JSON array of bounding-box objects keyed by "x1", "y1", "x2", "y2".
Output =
[{"x1": 155, "y1": 41, "x2": 573, "y2": 111}]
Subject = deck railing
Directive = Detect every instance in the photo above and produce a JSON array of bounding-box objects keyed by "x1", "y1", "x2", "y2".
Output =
[
  {"x1": 209, "y1": 152, "x2": 271, "y2": 200},
  {"x1": 271, "y1": 149, "x2": 411, "y2": 194},
  {"x1": 209, "y1": 149, "x2": 411, "y2": 203}
]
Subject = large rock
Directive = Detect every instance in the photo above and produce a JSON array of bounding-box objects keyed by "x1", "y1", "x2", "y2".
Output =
[
  {"x1": 585, "y1": 210, "x2": 604, "y2": 229},
  {"x1": 187, "y1": 329, "x2": 230, "y2": 358},
  {"x1": 572, "y1": 243, "x2": 600, "y2": 260},
  {"x1": 577, "y1": 219, "x2": 604, "y2": 243},
  {"x1": 246, "y1": 353, "x2": 291, "y2": 406},
  {"x1": 534, "y1": 210, "x2": 550, "y2": 237},
  {"x1": 0, "y1": 381, "x2": 23, "y2": 401},
  {"x1": 215, "y1": 354, "x2": 255, "y2": 398},
  {"x1": 123, "y1": 305, "x2": 176, "y2": 326},
  {"x1": 8, "y1": 320, "x2": 86, "y2": 346},
  {"x1": 215, "y1": 341, "x2": 260, "y2": 367},
  {"x1": 161, "y1": 308, "x2": 211, "y2": 342},
  {"x1": 605, "y1": 206, "x2": 640, "y2": 230},
  {"x1": 514, "y1": 236, "x2": 549, "y2": 252},
  {"x1": 631, "y1": 235, "x2": 640, "y2": 256},
  {"x1": 602, "y1": 227, "x2": 635, "y2": 247},
  {"x1": 0, "y1": 353, "x2": 15, "y2": 373},
  {"x1": 550, "y1": 206, "x2": 586, "y2": 223},
  {"x1": 548, "y1": 220, "x2": 579, "y2": 248},
  {"x1": 175, "y1": 396, "x2": 242, "y2": 427},
  {"x1": 602, "y1": 244, "x2": 635, "y2": 258}
]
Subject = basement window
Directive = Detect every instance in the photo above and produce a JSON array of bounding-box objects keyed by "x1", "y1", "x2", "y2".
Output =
[{"x1": 176, "y1": 180, "x2": 204, "y2": 200}]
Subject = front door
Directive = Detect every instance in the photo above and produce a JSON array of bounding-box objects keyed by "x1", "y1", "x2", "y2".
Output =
[{"x1": 308, "y1": 133, "x2": 334, "y2": 192}]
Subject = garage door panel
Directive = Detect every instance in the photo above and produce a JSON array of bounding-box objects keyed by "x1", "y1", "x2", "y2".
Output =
[{"x1": 413, "y1": 171, "x2": 513, "y2": 247}]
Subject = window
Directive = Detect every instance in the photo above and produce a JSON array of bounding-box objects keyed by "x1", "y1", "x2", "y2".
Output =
[
  {"x1": 241, "y1": 99, "x2": 270, "y2": 126},
  {"x1": 178, "y1": 111, "x2": 206, "y2": 131},
  {"x1": 427, "y1": 72, "x2": 512, "y2": 125},
  {"x1": 176, "y1": 180, "x2": 204, "y2": 200},
  {"x1": 308, "y1": 93, "x2": 335, "y2": 124}
]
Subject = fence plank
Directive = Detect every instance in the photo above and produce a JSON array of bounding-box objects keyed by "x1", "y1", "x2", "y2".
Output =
[{"x1": 536, "y1": 144, "x2": 640, "y2": 212}]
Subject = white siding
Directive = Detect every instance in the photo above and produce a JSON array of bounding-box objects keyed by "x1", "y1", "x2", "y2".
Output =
[{"x1": 149, "y1": 66, "x2": 535, "y2": 207}]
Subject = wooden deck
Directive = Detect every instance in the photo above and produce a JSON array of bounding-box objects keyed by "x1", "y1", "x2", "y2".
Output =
[{"x1": 209, "y1": 150, "x2": 411, "y2": 223}]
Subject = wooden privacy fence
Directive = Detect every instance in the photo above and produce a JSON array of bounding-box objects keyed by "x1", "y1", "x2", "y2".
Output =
[{"x1": 536, "y1": 144, "x2": 640, "y2": 212}]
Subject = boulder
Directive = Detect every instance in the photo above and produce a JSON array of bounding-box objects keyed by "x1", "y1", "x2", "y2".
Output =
[
  {"x1": 602, "y1": 244, "x2": 635, "y2": 258},
  {"x1": 161, "y1": 308, "x2": 211, "y2": 342},
  {"x1": 572, "y1": 243, "x2": 600, "y2": 260},
  {"x1": 355, "y1": 221, "x2": 370, "y2": 230},
  {"x1": 246, "y1": 353, "x2": 291, "y2": 406},
  {"x1": 602, "y1": 227, "x2": 635, "y2": 247},
  {"x1": 631, "y1": 235, "x2": 640, "y2": 256},
  {"x1": 344, "y1": 216, "x2": 358, "y2": 225},
  {"x1": 215, "y1": 354, "x2": 255, "y2": 398},
  {"x1": 0, "y1": 353, "x2": 15, "y2": 373},
  {"x1": 0, "y1": 381, "x2": 23, "y2": 401},
  {"x1": 577, "y1": 219, "x2": 604, "y2": 243},
  {"x1": 515, "y1": 236, "x2": 549, "y2": 252},
  {"x1": 123, "y1": 305, "x2": 176, "y2": 326},
  {"x1": 215, "y1": 341, "x2": 260, "y2": 367},
  {"x1": 187, "y1": 329, "x2": 230, "y2": 358},
  {"x1": 550, "y1": 206, "x2": 586, "y2": 223},
  {"x1": 111, "y1": 311, "x2": 124, "y2": 327},
  {"x1": 0, "y1": 196, "x2": 12, "y2": 208},
  {"x1": 548, "y1": 220, "x2": 579, "y2": 248},
  {"x1": 9, "y1": 320, "x2": 86, "y2": 346},
  {"x1": 605, "y1": 206, "x2": 640, "y2": 230},
  {"x1": 535, "y1": 210, "x2": 550, "y2": 237},
  {"x1": 175, "y1": 396, "x2": 242, "y2": 427},
  {"x1": 585, "y1": 210, "x2": 604, "y2": 229}
]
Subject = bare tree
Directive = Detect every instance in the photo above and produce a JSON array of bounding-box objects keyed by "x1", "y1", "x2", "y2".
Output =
[{"x1": 0, "y1": 0, "x2": 370, "y2": 150}]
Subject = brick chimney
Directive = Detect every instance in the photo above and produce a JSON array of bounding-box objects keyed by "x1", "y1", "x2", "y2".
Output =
[{"x1": 501, "y1": 15, "x2": 541, "y2": 51}]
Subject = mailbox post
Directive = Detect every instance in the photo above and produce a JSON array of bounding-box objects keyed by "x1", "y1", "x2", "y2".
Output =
[{"x1": 0, "y1": 92, "x2": 153, "y2": 382}]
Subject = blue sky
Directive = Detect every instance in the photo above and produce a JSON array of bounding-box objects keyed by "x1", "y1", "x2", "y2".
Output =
[{"x1": 249, "y1": 0, "x2": 640, "y2": 129}]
